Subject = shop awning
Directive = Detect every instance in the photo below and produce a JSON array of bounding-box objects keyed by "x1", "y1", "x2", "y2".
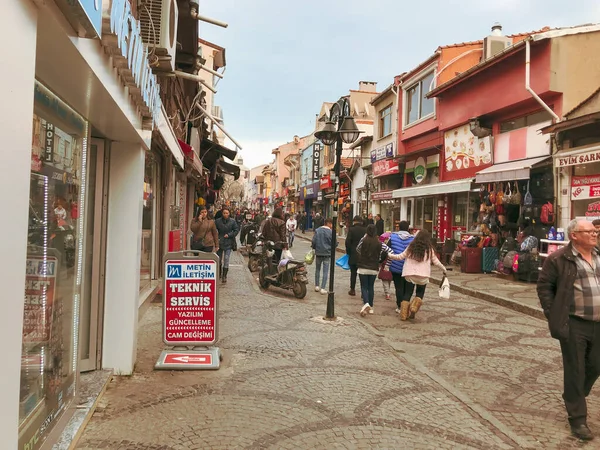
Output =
[
  {"x1": 217, "y1": 160, "x2": 240, "y2": 180},
  {"x1": 393, "y1": 179, "x2": 473, "y2": 198},
  {"x1": 178, "y1": 139, "x2": 203, "y2": 174},
  {"x1": 200, "y1": 138, "x2": 238, "y2": 161},
  {"x1": 475, "y1": 156, "x2": 550, "y2": 183}
]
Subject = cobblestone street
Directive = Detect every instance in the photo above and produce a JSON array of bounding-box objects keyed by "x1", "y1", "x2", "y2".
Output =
[{"x1": 77, "y1": 239, "x2": 600, "y2": 449}]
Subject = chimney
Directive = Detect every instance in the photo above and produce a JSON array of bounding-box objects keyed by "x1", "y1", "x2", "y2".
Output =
[
  {"x1": 491, "y1": 22, "x2": 503, "y2": 36},
  {"x1": 358, "y1": 81, "x2": 377, "y2": 92}
]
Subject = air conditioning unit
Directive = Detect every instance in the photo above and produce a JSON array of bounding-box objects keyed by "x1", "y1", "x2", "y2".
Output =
[
  {"x1": 139, "y1": 0, "x2": 178, "y2": 72},
  {"x1": 483, "y1": 36, "x2": 511, "y2": 60}
]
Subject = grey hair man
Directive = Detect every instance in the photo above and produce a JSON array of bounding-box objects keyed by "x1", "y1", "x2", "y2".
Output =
[{"x1": 538, "y1": 219, "x2": 600, "y2": 441}]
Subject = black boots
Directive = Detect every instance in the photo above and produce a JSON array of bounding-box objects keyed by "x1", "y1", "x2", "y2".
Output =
[{"x1": 222, "y1": 268, "x2": 228, "y2": 283}]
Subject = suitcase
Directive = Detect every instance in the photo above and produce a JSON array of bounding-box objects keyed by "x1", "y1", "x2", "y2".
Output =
[
  {"x1": 461, "y1": 247, "x2": 483, "y2": 273},
  {"x1": 482, "y1": 247, "x2": 499, "y2": 273}
]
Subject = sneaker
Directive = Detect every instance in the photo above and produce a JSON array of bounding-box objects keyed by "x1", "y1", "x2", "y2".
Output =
[
  {"x1": 320, "y1": 288, "x2": 327, "y2": 295},
  {"x1": 315, "y1": 286, "x2": 320, "y2": 292},
  {"x1": 395, "y1": 308, "x2": 401, "y2": 314},
  {"x1": 385, "y1": 294, "x2": 391, "y2": 300},
  {"x1": 360, "y1": 303, "x2": 370, "y2": 316},
  {"x1": 368, "y1": 307, "x2": 374, "y2": 314}
]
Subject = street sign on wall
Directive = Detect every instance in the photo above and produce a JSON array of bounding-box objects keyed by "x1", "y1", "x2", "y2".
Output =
[{"x1": 163, "y1": 256, "x2": 218, "y2": 346}]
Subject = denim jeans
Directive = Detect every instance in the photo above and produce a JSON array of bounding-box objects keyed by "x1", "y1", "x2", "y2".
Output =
[
  {"x1": 288, "y1": 231, "x2": 295, "y2": 247},
  {"x1": 217, "y1": 248, "x2": 232, "y2": 269},
  {"x1": 359, "y1": 274, "x2": 377, "y2": 306},
  {"x1": 392, "y1": 273, "x2": 408, "y2": 308},
  {"x1": 315, "y1": 255, "x2": 329, "y2": 289}
]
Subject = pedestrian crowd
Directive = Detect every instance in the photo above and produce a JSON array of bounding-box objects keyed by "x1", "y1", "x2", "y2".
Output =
[{"x1": 190, "y1": 206, "x2": 600, "y2": 442}]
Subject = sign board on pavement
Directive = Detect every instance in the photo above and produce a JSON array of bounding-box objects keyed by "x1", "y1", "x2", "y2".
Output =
[{"x1": 156, "y1": 251, "x2": 221, "y2": 370}]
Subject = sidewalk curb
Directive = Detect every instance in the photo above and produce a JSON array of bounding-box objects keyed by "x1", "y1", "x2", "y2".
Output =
[{"x1": 429, "y1": 275, "x2": 545, "y2": 320}]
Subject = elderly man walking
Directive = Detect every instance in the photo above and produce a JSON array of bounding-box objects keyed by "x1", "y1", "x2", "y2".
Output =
[{"x1": 538, "y1": 219, "x2": 600, "y2": 441}]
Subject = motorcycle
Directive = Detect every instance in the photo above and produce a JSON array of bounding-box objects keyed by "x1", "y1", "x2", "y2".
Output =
[
  {"x1": 258, "y1": 241, "x2": 308, "y2": 299},
  {"x1": 247, "y1": 231, "x2": 264, "y2": 272}
]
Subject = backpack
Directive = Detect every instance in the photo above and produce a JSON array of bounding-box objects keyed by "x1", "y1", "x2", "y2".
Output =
[{"x1": 541, "y1": 202, "x2": 554, "y2": 225}]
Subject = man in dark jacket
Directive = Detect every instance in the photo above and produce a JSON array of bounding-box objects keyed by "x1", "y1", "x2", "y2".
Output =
[
  {"x1": 215, "y1": 208, "x2": 239, "y2": 283},
  {"x1": 375, "y1": 214, "x2": 385, "y2": 236},
  {"x1": 538, "y1": 219, "x2": 600, "y2": 441},
  {"x1": 313, "y1": 213, "x2": 324, "y2": 230},
  {"x1": 388, "y1": 220, "x2": 414, "y2": 319},
  {"x1": 262, "y1": 207, "x2": 287, "y2": 261},
  {"x1": 345, "y1": 216, "x2": 367, "y2": 296}
]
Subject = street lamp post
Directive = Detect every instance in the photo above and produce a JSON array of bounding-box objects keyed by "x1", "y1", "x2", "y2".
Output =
[{"x1": 314, "y1": 97, "x2": 362, "y2": 320}]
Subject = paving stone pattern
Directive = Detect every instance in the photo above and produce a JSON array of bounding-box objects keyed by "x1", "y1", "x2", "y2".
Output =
[{"x1": 77, "y1": 239, "x2": 598, "y2": 449}]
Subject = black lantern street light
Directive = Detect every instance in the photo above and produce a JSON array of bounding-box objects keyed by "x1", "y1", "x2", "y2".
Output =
[{"x1": 314, "y1": 97, "x2": 363, "y2": 319}]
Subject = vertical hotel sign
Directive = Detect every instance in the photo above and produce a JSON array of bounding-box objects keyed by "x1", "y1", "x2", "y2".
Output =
[
  {"x1": 102, "y1": 0, "x2": 162, "y2": 128},
  {"x1": 312, "y1": 143, "x2": 322, "y2": 181}
]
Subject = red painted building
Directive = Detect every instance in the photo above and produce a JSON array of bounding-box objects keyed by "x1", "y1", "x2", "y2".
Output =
[{"x1": 394, "y1": 24, "x2": 600, "y2": 245}]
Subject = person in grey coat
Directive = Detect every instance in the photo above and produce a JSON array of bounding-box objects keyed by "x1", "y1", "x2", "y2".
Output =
[
  {"x1": 215, "y1": 208, "x2": 239, "y2": 283},
  {"x1": 311, "y1": 218, "x2": 333, "y2": 294}
]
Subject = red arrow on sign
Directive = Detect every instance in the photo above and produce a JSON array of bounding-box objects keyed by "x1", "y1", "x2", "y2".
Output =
[{"x1": 163, "y1": 353, "x2": 212, "y2": 365}]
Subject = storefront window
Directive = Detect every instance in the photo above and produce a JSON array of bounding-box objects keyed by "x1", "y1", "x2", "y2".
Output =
[
  {"x1": 453, "y1": 194, "x2": 468, "y2": 227},
  {"x1": 572, "y1": 162, "x2": 600, "y2": 220},
  {"x1": 140, "y1": 153, "x2": 155, "y2": 291},
  {"x1": 21, "y1": 81, "x2": 88, "y2": 449}
]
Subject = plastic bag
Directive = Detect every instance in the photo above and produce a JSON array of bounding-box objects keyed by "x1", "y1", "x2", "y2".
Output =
[
  {"x1": 439, "y1": 275, "x2": 450, "y2": 299},
  {"x1": 335, "y1": 254, "x2": 350, "y2": 270},
  {"x1": 281, "y1": 249, "x2": 294, "y2": 261},
  {"x1": 305, "y1": 249, "x2": 315, "y2": 265}
]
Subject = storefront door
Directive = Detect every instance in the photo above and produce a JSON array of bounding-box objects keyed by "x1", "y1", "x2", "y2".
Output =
[
  {"x1": 79, "y1": 139, "x2": 108, "y2": 372},
  {"x1": 414, "y1": 197, "x2": 437, "y2": 236}
]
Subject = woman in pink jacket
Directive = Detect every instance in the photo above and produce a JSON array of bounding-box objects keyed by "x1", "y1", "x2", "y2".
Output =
[{"x1": 388, "y1": 230, "x2": 446, "y2": 321}]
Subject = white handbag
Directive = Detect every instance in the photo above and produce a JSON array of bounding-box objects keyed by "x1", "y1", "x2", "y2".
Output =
[{"x1": 438, "y1": 275, "x2": 450, "y2": 299}]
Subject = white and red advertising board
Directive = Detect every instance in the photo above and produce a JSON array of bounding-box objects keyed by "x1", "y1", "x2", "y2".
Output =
[
  {"x1": 163, "y1": 257, "x2": 218, "y2": 346},
  {"x1": 571, "y1": 175, "x2": 600, "y2": 201},
  {"x1": 156, "y1": 251, "x2": 221, "y2": 370}
]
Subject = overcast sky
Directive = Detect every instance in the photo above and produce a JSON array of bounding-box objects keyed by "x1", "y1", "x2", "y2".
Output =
[{"x1": 200, "y1": 0, "x2": 600, "y2": 169}]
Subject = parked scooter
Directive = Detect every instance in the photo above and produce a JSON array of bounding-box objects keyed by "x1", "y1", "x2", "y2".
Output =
[
  {"x1": 258, "y1": 241, "x2": 308, "y2": 299},
  {"x1": 247, "y1": 232, "x2": 264, "y2": 272}
]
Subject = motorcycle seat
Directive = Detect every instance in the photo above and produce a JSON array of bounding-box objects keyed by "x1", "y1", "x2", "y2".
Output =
[{"x1": 287, "y1": 259, "x2": 306, "y2": 265}]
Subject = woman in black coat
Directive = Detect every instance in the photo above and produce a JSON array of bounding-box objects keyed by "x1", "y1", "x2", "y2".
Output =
[{"x1": 345, "y1": 215, "x2": 367, "y2": 296}]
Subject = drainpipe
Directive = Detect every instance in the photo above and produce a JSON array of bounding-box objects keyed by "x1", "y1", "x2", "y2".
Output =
[
  {"x1": 525, "y1": 39, "x2": 560, "y2": 122},
  {"x1": 189, "y1": 2, "x2": 228, "y2": 28}
]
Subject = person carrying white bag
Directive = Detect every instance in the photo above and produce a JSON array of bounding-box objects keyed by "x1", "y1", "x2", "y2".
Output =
[{"x1": 387, "y1": 230, "x2": 447, "y2": 320}]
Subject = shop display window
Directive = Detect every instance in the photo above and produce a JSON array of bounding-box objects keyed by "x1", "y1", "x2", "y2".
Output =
[
  {"x1": 572, "y1": 162, "x2": 600, "y2": 220},
  {"x1": 20, "y1": 81, "x2": 89, "y2": 449}
]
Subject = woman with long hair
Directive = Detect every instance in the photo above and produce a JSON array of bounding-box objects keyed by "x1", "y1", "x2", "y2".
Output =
[
  {"x1": 356, "y1": 225, "x2": 394, "y2": 316},
  {"x1": 388, "y1": 230, "x2": 446, "y2": 321}
]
